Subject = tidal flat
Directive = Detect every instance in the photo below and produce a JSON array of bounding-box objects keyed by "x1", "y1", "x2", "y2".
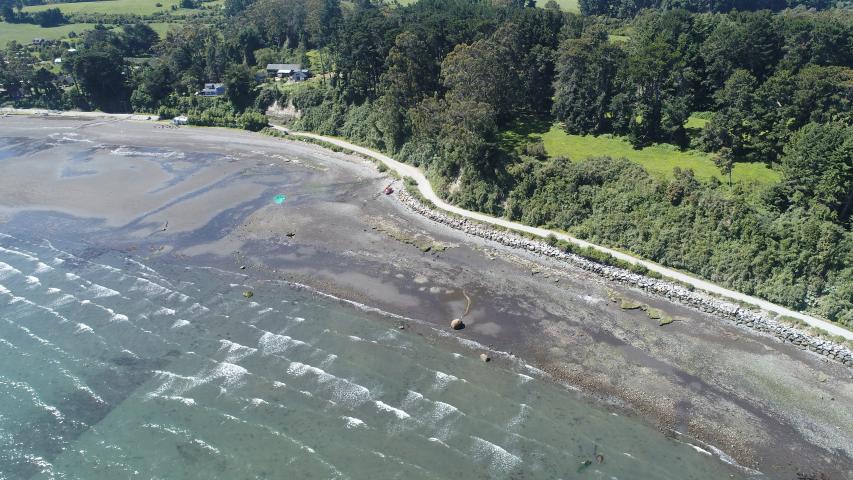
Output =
[{"x1": 0, "y1": 115, "x2": 850, "y2": 479}]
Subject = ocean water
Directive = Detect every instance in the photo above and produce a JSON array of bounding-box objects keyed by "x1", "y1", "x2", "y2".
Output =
[{"x1": 0, "y1": 232, "x2": 745, "y2": 479}]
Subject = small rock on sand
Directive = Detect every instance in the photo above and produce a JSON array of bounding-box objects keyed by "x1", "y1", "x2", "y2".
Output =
[
  {"x1": 450, "y1": 318, "x2": 464, "y2": 330},
  {"x1": 480, "y1": 353, "x2": 491, "y2": 362}
]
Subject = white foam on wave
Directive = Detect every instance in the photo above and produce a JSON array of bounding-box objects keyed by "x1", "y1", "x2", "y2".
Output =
[
  {"x1": 0, "y1": 246, "x2": 38, "y2": 262},
  {"x1": 130, "y1": 277, "x2": 173, "y2": 296},
  {"x1": 428, "y1": 437, "x2": 452, "y2": 449},
  {"x1": 74, "y1": 323, "x2": 94, "y2": 335},
  {"x1": 111, "y1": 313, "x2": 129, "y2": 323},
  {"x1": 46, "y1": 287, "x2": 61, "y2": 294},
  {"x1": 374, "y1": 400, "x2": 411, "y2": 420},
  {"x1": 171, "y1": 319, "x2": 190, "y2": 329},
  {"x1": 319, "y1": 354, "x2": 337, "y2": 369},
  {"x1": 163, "y1": 395, "x2": 196, "y2": 406},
  {"x1": 148, "y1": 362, "x2": 249, "y2": 399},
  {"x1": 87, "y1": 283, "x2": 120, "y2": 298},
  {"x1": 1, "y1": 286, "x2": 71, "y2": 323},
  {"x1": 470, "y1": 436, "x2": 522, "y2": 475},
  {"x1": 688, "y1": 444, "x2": 712, "y2": 456},
  {"x1": 348, "y1": 335, "x2": 363, "y2": 342},
  {"x1": 64, "y1": 272, "x2": 80, "y2": 281},
  {"x1": 63, "y1": 369, "x2": 105, "y2": 405},
  {"x1": 258, "y1": 331, "x2": 307, "y2": 355},
  {"x1": 218, "y1": 339, "x2": 258, "y2": 363},
  {"x1": 167, "y1": 291, "x2": 190, "y2": 303},
  {"x1": 0, "y1": 262, "x2": 23, "y2": 280},
  {"x1": 249, "y1": 397, "x2": 269, "y2": 407},
  {"x1": 24, "y1": 276, "x2": 40, "y2": 286},
  {"x1": 342, "y1": 416, "x2": 366, "y2": 429},
  {"x1": 517, "y1": 373, "x2": 534, "y2": 384},
  {"x1": 2, "y1": 379, "x2": 64, "y2": 421},
  {"x1": 154, "y1": 307, "x2": 176, "y2": 316},
  {"x1": 188, "y1": 302, "x2": 209, "y2": 314},
  {"x1": 110, "y1": 146, "x2": 184, "y2": 159},
  {"x1": 34, "y1": 262, "x2": 53, "y2": 274},
  {"x1": 286, "y1": 361, "x2": 372, "y2": 408},
  {"x1": 507, "y1": 403, "x2": 529, "y2": 430},
  {"x1": 433, "y1": 371, "x2": 461, "y2": 390},
  {"x1": 49, "y1": 293, "x2": 77, "y2": 308},
  {"x1": 202, "y1": 362, "x2": 249, "y2": 388}
]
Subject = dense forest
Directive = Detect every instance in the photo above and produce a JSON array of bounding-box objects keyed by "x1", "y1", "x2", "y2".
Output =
[{"x1": 1, "y1": 0, "x2": 851, "y2": 326}]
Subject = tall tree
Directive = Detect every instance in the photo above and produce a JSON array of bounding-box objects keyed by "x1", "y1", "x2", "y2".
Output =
[
  {"x1": 441, "y1": 37, "x2": 517, "y2": 120},
  {"x1": 552, "y1": 25, "x2": 626, "y2": 135},
  {"x1": 223, "y1": 64, "x2": 256, "y2": 111},
  {"x1": 66, "y1": 49, "x2": 129, "y2": 112},
  {"x1": 781, "y1": 123, "x2": 853, "y2": 222}
]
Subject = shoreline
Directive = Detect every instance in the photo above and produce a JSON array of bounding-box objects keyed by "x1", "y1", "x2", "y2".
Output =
[
  {"x1": 394, "y1": 186, "x2": 853, "y2": 367},
  {"x1": 2, "y1": 115, "x2": 851, "y2": 478},
  {"x1": 276, "y1": 127, "x2": 853, "y2": 341},
  {"x1": 3, "y1": 107, "x2": 848, "y2": 341}
]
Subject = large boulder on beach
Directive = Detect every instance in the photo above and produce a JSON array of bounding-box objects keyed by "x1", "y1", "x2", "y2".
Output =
[{"x1": 450, "y1": 318, "x2": 465, "y2": 330}]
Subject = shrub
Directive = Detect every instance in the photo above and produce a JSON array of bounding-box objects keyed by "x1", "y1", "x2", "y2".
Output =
[{"x1": 237, "y1": 110, "x2": 268, "y2": 131}]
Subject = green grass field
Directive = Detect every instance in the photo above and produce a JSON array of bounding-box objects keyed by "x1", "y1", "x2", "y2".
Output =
[
  {"x1": 548, "y1": 0, "x2": 579, "y2": 12},
  {"x1": 24, "y1": 0, "x2": 193, "y2": 16},
  {"x1": 503, "y1": 119, "x2": 780, "y2": 185},
  {"x1": 0, "y1": 22, "x2": 97, "y2": 45}
]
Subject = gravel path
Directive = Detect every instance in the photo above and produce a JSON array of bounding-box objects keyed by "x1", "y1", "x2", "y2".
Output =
[{"x1": 277, "y1": 127, "x2": 853, "y2": 341}]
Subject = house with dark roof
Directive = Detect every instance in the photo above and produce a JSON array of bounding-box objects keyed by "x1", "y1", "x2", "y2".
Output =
[
  {"x1": 265, "y1": 63, "x2": 310, "y2": 81},
  {"x1": 200, "y1": 83, "x2": 224, "y2": 96}
]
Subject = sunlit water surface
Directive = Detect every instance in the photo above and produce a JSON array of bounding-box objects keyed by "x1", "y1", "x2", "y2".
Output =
[{"x1": 0, "y1": 233, "x2": 743, "y2": 479}]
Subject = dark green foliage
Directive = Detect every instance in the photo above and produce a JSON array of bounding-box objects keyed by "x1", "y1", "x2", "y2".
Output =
[
  {"x1": 552, "y1": 25, "x2": 625, "y2": 134},
  {"x1": 65, "y1": 49, "x2": 130, "y2": 112},
  {"x1": 223, "y1": 63, "x2": 256, "y2": 111},
  {"x1": 506, "y1": 155, "x2": 853, "y2": 326},
  {"x1": 33, "y1": 7, "x2": 65, "y2": 27},
  {"x1": 780, "y1": 123, "x2": 853, "y2": 222},
  {"x1": 579, "y1": 0, "x2": 833, "y2": 18},
  {"x1": 120, "y1": 23, "x2": 159, "y2": 57}
]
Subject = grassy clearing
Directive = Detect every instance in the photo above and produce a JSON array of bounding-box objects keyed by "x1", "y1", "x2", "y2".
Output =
[
  {"x1": 502, "y1": 118, "x2": 780, "y2": 185},
  {"x1": 546, "y1": 0, "x2": 579, "y2": 12},
  {"x1": 23, "y1": 0, "x2": 207, "y2": 16},
  {"x1": 146, "y1": 22, "x2": 180, "y2": 36},
  {"x1": 0, "y1": 21, "x2": 97, "y2": 45}
]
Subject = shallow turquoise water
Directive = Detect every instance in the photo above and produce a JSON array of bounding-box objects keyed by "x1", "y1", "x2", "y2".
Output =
[{"x1": 0, "y1": 233, "x2": 743, "y2": 479}]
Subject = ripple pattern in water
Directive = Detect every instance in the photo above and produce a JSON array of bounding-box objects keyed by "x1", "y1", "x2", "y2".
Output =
[{"x1": 0, "y1": 233, "x2": 744, "y2": 479}]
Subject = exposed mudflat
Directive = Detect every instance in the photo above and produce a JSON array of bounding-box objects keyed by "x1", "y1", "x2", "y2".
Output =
[{"x1": 1, "y1": 115, "x2": 851, "y2": 479}]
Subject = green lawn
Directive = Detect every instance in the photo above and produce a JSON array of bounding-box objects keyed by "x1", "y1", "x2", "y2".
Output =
[
  {"x1": 146, "y1": 22, "x2": 180, "y2": 36},
  {"x1": 25, "y1": 0, "x2": 185, "y2": 16},
  {"x1": 0, "y1": 22, "x2": 97, "y2": 45},
  {"x1": 549, "y1": 0, "x2": 579, "y2": 12},
  {"x1": 503, "y1": 119, "x2": 780, "y2": 185}
]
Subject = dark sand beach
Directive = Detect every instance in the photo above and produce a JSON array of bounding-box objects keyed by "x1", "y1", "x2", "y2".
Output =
[{"x1": 1, "y1": 115, "x2": 851, "y2": 479}]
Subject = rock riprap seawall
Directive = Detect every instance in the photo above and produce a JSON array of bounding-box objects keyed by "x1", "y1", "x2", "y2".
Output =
[{"x1": 397, "y1": 188, "x2": 853, "y2": 367}]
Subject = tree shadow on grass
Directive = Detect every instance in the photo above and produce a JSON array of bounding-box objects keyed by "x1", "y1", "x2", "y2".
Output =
[{"x1": 498, "y1": 115, "x2": 553, "y2": 153}]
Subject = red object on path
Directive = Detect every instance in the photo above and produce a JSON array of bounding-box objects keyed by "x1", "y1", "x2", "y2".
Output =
[{"x1": 383, "y1": 186, "x2": 394, "y2": 195}]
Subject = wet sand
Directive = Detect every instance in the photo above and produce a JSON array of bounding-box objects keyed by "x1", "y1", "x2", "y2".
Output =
[{"x1": 1, "y1": 115, "x2": 851, "y2": 479}]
